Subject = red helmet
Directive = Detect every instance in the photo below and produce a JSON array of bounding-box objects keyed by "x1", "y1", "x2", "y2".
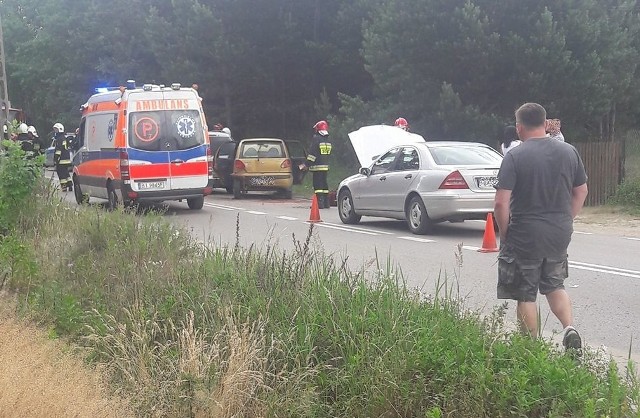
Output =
[
  {"x1": 395, "y1": 117, "x2": 409, "y2": 130},
  {"x1": 313, "y1": 120, "x2": 329, "y2": 132}
]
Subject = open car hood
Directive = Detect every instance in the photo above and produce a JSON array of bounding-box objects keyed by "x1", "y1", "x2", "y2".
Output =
[{"x1": 348, "y1": 125, "x2": 426, "y2": 167}]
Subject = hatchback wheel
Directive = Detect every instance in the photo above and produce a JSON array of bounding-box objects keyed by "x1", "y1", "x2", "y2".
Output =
[
  {"x1": 407, "y1": 195, "x2": 432, "y2": 234},
  {"x1": 279, "y1": 188, "x2": 293, "y2": 199},
  {"x1": 338, "y1": 189, "x2": 361, "y2": 224},
  {"x1": 187, "y1": 196, "x2": 204, "y2": 210},
  {"x1": 233, "y1": 179, "x2": 243, "y2": 199}
]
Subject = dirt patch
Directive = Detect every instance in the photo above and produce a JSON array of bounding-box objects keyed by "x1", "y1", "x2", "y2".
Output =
[
  {"x1": 574, "y1": 206, "x2": 640, "y2": 237},
  {"x1": 0, "y1": 296, "x2": 133, "y2": 418}
]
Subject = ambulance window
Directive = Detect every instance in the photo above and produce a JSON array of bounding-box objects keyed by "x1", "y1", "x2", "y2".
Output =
[
  {"x1": 129, "y1": 110, "x2": 205, "y2": 151},
  {"x1": 77, "y1": 119, "x2": 85, "y2": 149}
]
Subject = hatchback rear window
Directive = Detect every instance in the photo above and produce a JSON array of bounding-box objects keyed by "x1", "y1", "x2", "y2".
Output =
[
  {"x1": 429, "y1": 146, "x2": 502, "y2": 165},
  {"x1": 240, "y1": 142, "x2": 285, "y2": 158},
  {"x1": 128, "y1": 110, "x2": 205, "y2": 151}
]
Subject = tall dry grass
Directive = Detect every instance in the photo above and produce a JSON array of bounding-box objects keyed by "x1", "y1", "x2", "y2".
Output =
[{"x1": 0, "y1": 297, "x2": 133, "y2": 418}]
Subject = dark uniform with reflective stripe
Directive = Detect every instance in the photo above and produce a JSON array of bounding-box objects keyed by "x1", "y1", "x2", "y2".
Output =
[
  {"x1": 306, "y1": 132, "x2": 332, "y2": 208},
  {"x1": 53, "y1": 132, "x2": 72, "y2": 191},
  {"x1": 17, "y1": 133, "x2": 36, "y2": 158}
]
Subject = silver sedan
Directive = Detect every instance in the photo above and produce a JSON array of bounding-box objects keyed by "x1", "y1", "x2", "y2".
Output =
[{"x1": 337, "y1": 141, "x2": 502, "y2": 234}]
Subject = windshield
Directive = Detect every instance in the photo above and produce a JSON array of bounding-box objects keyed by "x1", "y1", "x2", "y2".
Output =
[
  {"x1": 128, "y1": 110, "x2": 204, "y2": 151},
  {"x1": 429, "y1": 146, "x2": 502, "y2": 165}
]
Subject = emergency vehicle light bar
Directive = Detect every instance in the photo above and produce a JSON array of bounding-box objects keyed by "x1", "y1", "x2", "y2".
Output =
[
  {"x1": 94, "y1": 87, "x2": 121, "y2": 93},
  {"x1": 171, "y1": 83, "x2": 181, "y2": 90}
]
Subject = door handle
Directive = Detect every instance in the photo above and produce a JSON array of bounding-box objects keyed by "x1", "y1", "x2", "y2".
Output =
[
  {"x1": 405, "y1": 174, "x2": 413, "y2": 179},
  {"x1": 171, "y1": 159, "x2": 184, "y2": 164},
  {"x1": 379, "y1": 176, "x2": 386, "y2": 181}
]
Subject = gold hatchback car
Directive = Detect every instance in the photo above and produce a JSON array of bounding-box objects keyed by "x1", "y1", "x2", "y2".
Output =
[{"x1": 231, "y1": 138, "x2": 306, "y2": 199}]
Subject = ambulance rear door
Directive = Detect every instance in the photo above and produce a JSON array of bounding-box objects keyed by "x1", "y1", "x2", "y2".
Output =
[{"x1": 127, "y1": 90, "x2": 208, "y2": 192}]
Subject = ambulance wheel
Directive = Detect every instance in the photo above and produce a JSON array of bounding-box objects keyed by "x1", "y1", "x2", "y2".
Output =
[
  {"x1": 187, "y1": 196, "x2": 204, "y2": 210},
  {"x1": 73, "y1": 176, "x2": 89, "y2": 205},
  {"x1": 233, "y1": 179, "x2": 243, "y2": 199},
  {"x1": 106, "y1": 183, "x2": 118, "y2": 211}
]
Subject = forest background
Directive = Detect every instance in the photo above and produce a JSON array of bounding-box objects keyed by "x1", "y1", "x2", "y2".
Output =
[{"x1": 2, "y1": 0, "x2": 639, "y2": 166}]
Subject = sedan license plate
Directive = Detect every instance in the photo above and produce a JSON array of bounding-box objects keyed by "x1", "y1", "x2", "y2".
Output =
[
  {"x1": 476, "y1": 176, "x2": 498, "y2": 189},
  {"x1": 138, "y1": 180, "x2": 166, "y2": 190},
  {"x1": 250, "y1": 176, "x2": 275, "y2": 186}
]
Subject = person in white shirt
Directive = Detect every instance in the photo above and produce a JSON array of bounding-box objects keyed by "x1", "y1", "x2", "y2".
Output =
[
  {"x1": 546, "y1": 118, "x2": 565, "y2": 142},
  {"x1": 501, "y1": 125, "x2": 521, "y2": 155}
]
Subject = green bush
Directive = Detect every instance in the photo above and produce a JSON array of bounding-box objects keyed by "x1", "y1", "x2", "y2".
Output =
[
  {"x1": 0, "y1": 140, "x2": 43, "y2": 234},
  {"x1": 610, "y1": 178, "x2": 640, "y2": 211}
]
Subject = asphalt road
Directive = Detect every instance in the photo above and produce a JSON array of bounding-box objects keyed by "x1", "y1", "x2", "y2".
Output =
[{"x1": 49, "y1": 169, "x2": 638, "y2": 366}]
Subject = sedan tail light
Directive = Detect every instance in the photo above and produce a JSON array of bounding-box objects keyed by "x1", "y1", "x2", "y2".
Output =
[
  {"x1": 234, "y1": 159, "x2": 246, "y2": 172},
  {"x1": 280, "y1": 158, "x2": 291, "y2": 169},
  {"x1": 439, "y1": 170, "x2": 469, "y2": 189}
]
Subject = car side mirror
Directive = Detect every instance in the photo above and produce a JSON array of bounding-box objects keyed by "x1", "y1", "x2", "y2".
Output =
[{"x1": 359, "y1": 167, "x2": 370, "y2": 176}]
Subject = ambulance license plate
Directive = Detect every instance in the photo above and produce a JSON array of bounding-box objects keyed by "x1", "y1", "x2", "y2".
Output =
[
  {"x1": 475, "y1": 176, "x2": 498, "y2": 189},
  {"x1": 138, "y1": 181, "x2": 166, "y2": 190}
]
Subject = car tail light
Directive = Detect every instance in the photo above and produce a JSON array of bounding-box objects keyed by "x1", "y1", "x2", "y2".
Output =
[
  {"x1": 207, "y1": 147, "x2": 214, "y2": 178},
  {"x1": 281, "y1": 158, "x2": 291, "y2": 169},
  {"x1": 119, "y1": 150, "x2": 130, "y2": 181},
  {"x1": 439, "y1": 170, "x2": 469, "y2": 189},
  {"x1": 234, "y1": 159, "x2": 246, "y2": 172}
]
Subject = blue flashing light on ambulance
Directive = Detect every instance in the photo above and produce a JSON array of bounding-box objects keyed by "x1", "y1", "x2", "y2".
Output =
[{"x1": 72, "y1": 81, "x2": 214, "y2": 210}]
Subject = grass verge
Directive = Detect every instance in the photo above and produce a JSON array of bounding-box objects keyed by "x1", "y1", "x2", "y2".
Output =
[{"x1": 0, "y1": 181, "x2": 639, "y2": 417}]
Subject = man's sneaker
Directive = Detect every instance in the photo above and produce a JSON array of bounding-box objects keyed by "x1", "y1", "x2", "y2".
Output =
[{"x1": 563, "y1": 326, "x2": 582, "y2": 356}]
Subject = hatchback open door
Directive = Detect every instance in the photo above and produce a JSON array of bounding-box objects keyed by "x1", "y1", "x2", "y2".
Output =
[{"x1": 285, "y1": 140, "x2": 308, "y2": 184}]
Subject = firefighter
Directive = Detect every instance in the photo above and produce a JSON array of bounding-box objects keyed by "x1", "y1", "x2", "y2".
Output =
[
  {"x1": 16, "y1": 123, "x2": 36, "y2": 158},
  {"x1": 394, "y1": 117, "x2": 409, "y2": 131},
  {"x1": 305, "y1": 120, "x2": 332, "y2": 209},
  {"x1": 52, "y1": 122, "x2": 72, "y2": 191},
  {"x1": 27, "y1": 126, "x2": 42, "y2": 154}
]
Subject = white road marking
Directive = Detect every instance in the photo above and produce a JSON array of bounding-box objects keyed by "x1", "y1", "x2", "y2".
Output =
[
  {"x1": 277, "y1": 216, "x2": 298, "y2": 221},
  {"x1": 398, "y1": 236, "x2": 436, "y2": 243},
  {"x1": 204, "y1": 203, "x2": 235, "y2": 211},
  {"x1": 462, "y1": 245, "x2": 482, "y2": 251},
  {"x1": 569, "y1": 264, "x2": 640, "y2": 279},
  {"x1": 322, "y1": 222, "x2": 394, "y2": 235},
  {"x1": 570, "y1": 260, "x2": 640, "y2": 275},
  {"x1": 625, "y1": 237, "x2": 640, "y2": 241},
  {"x1": 246, "y1": 210, "x2": 267, "y2": 215},
  {"x1": 573, "y1": 231, "x2": 593, "y2": 235},
  {"x1": 310, "y1": 222, "x2": 378, "y2": 235}
]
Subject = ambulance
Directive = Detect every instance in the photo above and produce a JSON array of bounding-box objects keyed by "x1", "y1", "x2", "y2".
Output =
[{"x1": 72, "y1": 82, "x2": 213, "y2": 210}]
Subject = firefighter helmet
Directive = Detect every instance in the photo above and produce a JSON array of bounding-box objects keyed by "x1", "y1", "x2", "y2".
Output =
[
  {"x1": 313, "y1": 120, "x2": 329, "y2": 136},
  {"x1": 27, "y1": 125, "x2": 38, "y2": 137},
  {"x1": 18, "y1": 123, "x2": 29, "y2": 134},
  {"x1": 394, "y1": 117, "x2": 409, "y2": 131},
  {"x1": 53, "y1": 122, "x2": 64, "y2": 132}
]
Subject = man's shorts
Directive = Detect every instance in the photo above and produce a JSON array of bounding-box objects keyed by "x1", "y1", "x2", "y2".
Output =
[{"x1": 497, "y1": 248, "x2": 568, "y2": 302}]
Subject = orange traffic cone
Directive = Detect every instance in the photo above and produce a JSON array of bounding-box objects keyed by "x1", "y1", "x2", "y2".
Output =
[
  {"x1": 308, "y1": 194, "x2": 322, "y2": 223},
  {"x1": 478, "y1": 212, "x2": 499, "y2": 253}
]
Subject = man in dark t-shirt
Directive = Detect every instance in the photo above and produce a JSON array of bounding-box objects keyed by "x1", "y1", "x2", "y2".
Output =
[{"x1": 494, "y1": 102, "x2": 588, "y2": 355}]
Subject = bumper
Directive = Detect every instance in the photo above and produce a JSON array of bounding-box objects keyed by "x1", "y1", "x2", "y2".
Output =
[
  {"x1": 422, "y1": 191, "x2": 495, "y2": 221},
  {"x1": 233, "y1": 174, "x2": 293, "y2": 190},
  {"x1": 119, "y1": 180, "x2": 213, "y2": 202}
]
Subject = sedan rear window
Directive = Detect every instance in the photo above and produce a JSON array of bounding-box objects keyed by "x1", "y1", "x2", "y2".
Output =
[
  {"x1": 430, "y1": 146, "x2": 502, "y2": 165},
  {"x1": 240, "y1": 142, "x2": 285, "y2": 158}
]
